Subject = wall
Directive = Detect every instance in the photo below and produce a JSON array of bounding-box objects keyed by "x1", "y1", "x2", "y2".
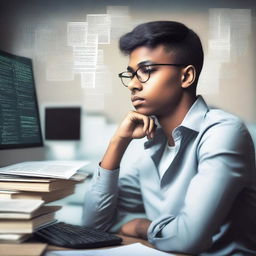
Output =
[{"x1": 0, "y1": 0, "x2": 255, "y2": 125}]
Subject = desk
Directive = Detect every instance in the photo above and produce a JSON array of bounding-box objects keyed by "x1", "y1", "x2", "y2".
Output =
[{"x1": 47, "y1": 235, "x2": 188, "y2": 256}]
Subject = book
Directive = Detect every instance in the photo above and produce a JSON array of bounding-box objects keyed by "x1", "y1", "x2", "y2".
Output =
[
  {"x1": 0, "y1": 233, "x2": 31, "y2": 243},
  {"x1": 0, "y1": 160, "x2": 90, "y2": 179},
  {"x1": 0, "y1": 176, "x2": 78, "y2": 192},
  {"x1": 0, "y1": 212, "x2": 56, "y2": 233},
  {"x1": 0, "y1": 243, "x2": 47, "y2": 256},
  {"x1": 0, "y1": 205, "x2": 61, "y2": 219},
  {"x1": 0, "y1": 199, "x2": 44, "y2": 213},
  {"x1": 0, "y1": 187, "x2": 75, "y2": 203}
]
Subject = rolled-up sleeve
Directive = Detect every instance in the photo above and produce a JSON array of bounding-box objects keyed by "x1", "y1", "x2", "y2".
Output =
[{"x1": 148, "y1": 120, "x2": 254, "y2": 254}]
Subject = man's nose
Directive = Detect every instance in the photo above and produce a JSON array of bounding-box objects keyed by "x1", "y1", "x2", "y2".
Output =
[{"x1": 127, "y1": 76, "x2": 143, "y2": 91}]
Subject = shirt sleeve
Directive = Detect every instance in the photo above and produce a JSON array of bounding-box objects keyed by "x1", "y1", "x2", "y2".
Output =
[
  {"x1": 82, "y1": 165, "x2": 120, "y2": 231},
  {"x1": 82, "y1": 160, "x2": 146, "y2": 231},
  {"x1": 148, "y1": 120, "x2": 255, "y2": 254}
]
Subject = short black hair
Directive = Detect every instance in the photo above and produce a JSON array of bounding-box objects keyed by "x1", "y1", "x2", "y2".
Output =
[{"x1": 119, "y1": 21, "x2": 204, "y2": 87}]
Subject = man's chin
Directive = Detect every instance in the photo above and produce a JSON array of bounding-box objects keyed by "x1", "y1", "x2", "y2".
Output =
[{"x1": 134, "y1": 106, "x2": 154, "y2": 116}]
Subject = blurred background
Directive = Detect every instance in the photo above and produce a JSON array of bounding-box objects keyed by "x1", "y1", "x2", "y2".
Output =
[
  {"x1": 0, "y1": 0, "x2": 255, "y2": 121},
  {"x1": 0, "y1": 0, "x2": 255, "y2": 224}
]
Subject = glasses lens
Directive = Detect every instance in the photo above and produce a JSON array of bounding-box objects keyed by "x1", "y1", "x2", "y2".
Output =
[
  {"x1": 120, "y1": 72, "x2": 132, "y2": 87},
  {"x1": 137, "y1": 66, "x2": 151, "y2": 83}
]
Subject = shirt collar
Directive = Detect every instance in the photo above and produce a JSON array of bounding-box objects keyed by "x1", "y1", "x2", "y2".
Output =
[
  {"x1": 180, "y1": 95, "x2": 209, "y2": 132},
  {"x1": 144, "y1": 95, "x2": 209, "y2": 150}
]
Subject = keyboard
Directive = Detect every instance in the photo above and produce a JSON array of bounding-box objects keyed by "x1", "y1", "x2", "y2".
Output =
[{"x1": 34, "y1": 222, "x2": 123, "y2": 248}]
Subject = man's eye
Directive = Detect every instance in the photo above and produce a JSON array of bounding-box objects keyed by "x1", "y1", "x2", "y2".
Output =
[{"x1": 140, "y1": 66, "x2": 153, "y2": 74}]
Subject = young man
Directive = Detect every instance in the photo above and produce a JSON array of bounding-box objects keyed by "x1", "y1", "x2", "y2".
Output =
[{"x1": 82, "y1": 21, "x2": 256, "y2": 255}]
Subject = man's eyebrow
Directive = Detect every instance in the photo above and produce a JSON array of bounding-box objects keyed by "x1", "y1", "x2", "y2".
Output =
[
  {"x1": 137, "y1": 60, "x2": 154, "y2": 67},
  {"x1": 127, "y1": 60, "x2": 155, "y2": 71}
]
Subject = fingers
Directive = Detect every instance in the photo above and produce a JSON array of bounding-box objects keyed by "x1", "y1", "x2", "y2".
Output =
[
  {"x1": 125, "y1": 111, "x2": 157, "y2": 140},
  {"x1": 147, "y1": 117, "x2": 156, "y2": 139},
  {"x1": 130, "y1": 112, "x2": 156, "y2": 139},
  {"x1": 142, "y1": 115, "x2": 150, "y2": 134}
]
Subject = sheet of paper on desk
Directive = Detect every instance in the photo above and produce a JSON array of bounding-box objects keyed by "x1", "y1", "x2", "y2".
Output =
[
  {"x1": 0, "y1": 160, "x2": 90, "y2": 179},
  {"x1": 44, "y1": 243, "x2": 175, "y2": 256}
]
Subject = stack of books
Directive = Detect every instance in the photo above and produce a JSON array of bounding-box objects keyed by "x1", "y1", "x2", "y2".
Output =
[
  {"x1": 0, "y1": 160, "x2": 89, "y2": 250},
  {"x1": 0, "y1": 199, "x2": 60, "y2": 243}
]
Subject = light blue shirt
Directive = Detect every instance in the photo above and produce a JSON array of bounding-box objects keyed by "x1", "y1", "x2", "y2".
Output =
[{"x1": 82, "y1": 96, "x2": 256, "y2": 255}]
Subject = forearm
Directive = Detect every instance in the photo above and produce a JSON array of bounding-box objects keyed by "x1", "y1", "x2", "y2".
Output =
[
  {"x1": 101, "y1": 111, "x2": 156, "y2": 170},
  {"x1": 119, "y1": 218, "x2": 152, "y2": 240},
  {"x1": 101, "y1": 136, "x2": 132, "y2": 170}
]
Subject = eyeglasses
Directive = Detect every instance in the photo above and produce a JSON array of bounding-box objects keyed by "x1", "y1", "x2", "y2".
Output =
[{"x1": 118, "y1": 63, "x2": 188, "y2": 87}]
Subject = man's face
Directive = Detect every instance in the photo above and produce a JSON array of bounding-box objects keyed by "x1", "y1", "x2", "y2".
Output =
[{"x1": 127, "y1": 45, "x2": 185, "y2": 117}]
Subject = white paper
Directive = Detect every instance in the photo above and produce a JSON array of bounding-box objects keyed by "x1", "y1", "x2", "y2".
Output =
[
  {"x1": 107, "y1": 6, "x2": 131, "y2": 39},
  {"x1": 0, "y1": 233, "x2": 27, "y2": 240},
  {"x1": 96, "y1": 49, "x2": 104, "y2": 66},
  {"x1": 209, "y1": 8, "x2": 251, "y2": 61},
  {"x1": 0, "y1": 160, "x2": 90, "y2": 179},
  {"x1": 67, "y1": 22, "x2": 88, "y2": 46},
  {"x1": 208, "y1": 40, "x2": 230, "y2": 62},
  {"x1": 230, "y1": 9, "x2": 251, "y2": 59},
  {"x1": 0, "y1": 199, "x2": 44, "y2": 213},
  {"x1": 87, "y1": 14, "x2": 111, "y2": 44},
  {"x1": 86, "y1": 33, "x2": 98, "y2": 45},
  {"x1": 209, "y1": 9, "x2": 231, "y2": 42},
  {"x1": 73, "y1": 45, "x2": 98, "y2": 73},
  {"x1": 44, "y1": 243, "x2": 174, "y2": 256}
]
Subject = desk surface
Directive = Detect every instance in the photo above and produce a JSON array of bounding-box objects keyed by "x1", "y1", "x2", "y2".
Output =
[{"x1": 47, "y1": 234, "x2": 188, "y2": 256}]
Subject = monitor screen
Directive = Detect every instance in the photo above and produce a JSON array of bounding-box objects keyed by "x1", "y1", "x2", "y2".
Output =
[
  {"x1": 0, "y1": 50, "x2": 43, "y2": 149},
  {"x1": 45, "y1": 107, "x2": 81, "y2": 140}
]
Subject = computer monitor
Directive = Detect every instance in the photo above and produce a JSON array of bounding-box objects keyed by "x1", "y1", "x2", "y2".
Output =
[
  {"x1": 45, "y1": 107, "x2": 81, "y2": 141},
  {"x1": 0, "y1": 49, "x2": 44, "y2": 165}
]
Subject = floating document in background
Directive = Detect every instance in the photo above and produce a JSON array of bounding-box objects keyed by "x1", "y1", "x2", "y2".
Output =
[
  {"x1": 106, "y1": 6, "x2": 131, "y2": 39},
  {"x1": 73, "y1": 45, "x2": 98, "y2": 73},
  {"x1": 87, "y1": 14, "x2": 111, "y2": 44},
  {"x1": 198, "y1": 8, "x2": 251, "y2": 95},
  {"x1": 67, "y1": 22, "x2": 88, "y2": 47}
]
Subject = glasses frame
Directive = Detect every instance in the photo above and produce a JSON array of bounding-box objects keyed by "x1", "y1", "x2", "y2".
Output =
[{"x1": 118, "y1": 63, "x2": 188, "y2": 87}]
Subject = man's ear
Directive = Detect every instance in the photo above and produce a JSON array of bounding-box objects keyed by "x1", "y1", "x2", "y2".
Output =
[{"x1": 181, "y1": 65, "x2": 196, "y2": 89}]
